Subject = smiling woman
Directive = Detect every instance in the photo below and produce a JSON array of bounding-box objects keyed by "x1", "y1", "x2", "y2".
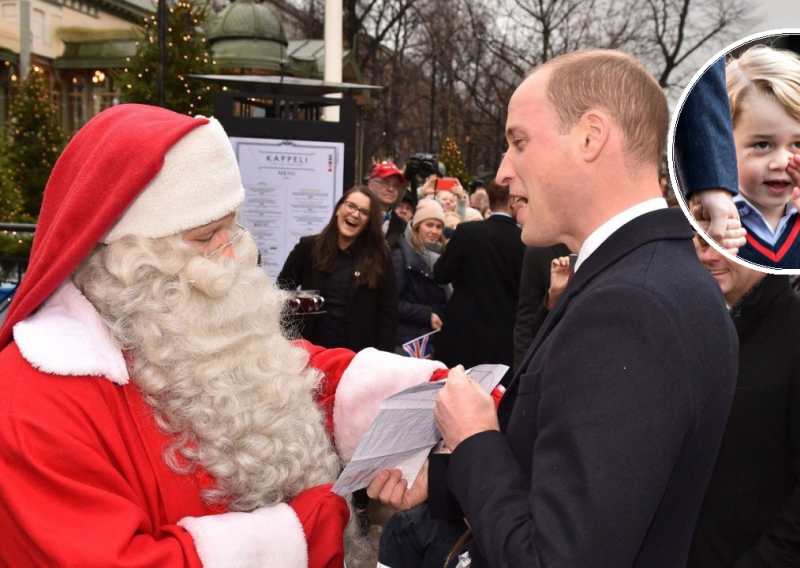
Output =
[
  {"x1": 391, "y1": 199, "x2": 449, "y2": 352},
  {"x1": 277, "y1": 186, "x2": 398, "y2": 352}
]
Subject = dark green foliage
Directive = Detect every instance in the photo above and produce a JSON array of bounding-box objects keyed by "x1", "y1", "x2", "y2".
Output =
[
  {"x1": 0, "y1": 68, "x2": 66, "y2": 222},
  {"x1": 439, "y1": 136, "x2": 472, "y2": 186},
  {"x1": 116, "y1": 0, "x2": 216, "y2": 116}
]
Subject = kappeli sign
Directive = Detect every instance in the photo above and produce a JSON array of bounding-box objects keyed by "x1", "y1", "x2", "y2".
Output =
[{"x1": 263, "y1": 154, "x2": 311, "y2": 165}]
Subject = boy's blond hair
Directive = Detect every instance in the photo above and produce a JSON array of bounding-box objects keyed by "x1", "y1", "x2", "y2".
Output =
[{"x1": 726, "y1": 46, "x2": 800, "y2": 128}]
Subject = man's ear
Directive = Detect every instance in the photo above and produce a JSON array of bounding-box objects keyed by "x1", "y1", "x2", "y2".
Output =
[{"x1": 577, "y1": 110, "x2": 611, "y2": 163}]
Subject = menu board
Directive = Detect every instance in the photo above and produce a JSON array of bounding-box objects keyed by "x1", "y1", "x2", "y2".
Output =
[{"x1": 230, "y1": 137, "x2": 345, "y2": 281}]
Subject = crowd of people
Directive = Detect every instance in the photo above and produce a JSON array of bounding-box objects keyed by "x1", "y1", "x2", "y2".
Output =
[
  {"x1": 0, "y1": 44, "x2": 798, "y2": 568},
  {"x1": 277, "y1": 163, "x2": 527, "y2": 374}
]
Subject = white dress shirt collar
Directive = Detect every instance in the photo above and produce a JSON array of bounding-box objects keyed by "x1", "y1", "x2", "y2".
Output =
[{"x1": 575, "y1": 198, "x2": 668, "y2": 272}]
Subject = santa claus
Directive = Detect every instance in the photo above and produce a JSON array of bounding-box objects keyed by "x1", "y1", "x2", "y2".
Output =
[{"x1": 0, "y1": 105, "x2": 448, "y2": 567}]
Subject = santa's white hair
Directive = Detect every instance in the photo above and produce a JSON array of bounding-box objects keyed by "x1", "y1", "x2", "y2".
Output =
[{"x1": 71, "y1": 229, "x2": 341, "y2": 511}]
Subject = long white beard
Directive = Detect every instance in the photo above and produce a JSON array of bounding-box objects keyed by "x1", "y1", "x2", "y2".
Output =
[{"x1": 72, "y1": 234, "x2": 341, "y2": 512}]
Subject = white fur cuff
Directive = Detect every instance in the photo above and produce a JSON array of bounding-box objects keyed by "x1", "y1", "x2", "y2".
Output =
[
  {"x1": 13, "y1": 281, "x2": 129, "y2": 384},
  {"x1": 333, "y1": 348, "x2": 446, "y2": 463},
  {"x1": 178, "y1": 504, "x2": 307, "y2": 568}
]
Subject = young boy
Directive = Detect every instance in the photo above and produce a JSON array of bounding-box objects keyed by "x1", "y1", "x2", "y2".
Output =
[{"x1": 727, "y1": 46, "x2": 800, "y2": 269}]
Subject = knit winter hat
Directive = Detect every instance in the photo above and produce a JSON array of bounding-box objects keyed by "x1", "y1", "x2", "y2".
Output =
[
  {"x1": 463, "y1": 207, "x2": 484, "y2": 222},
  {"x1": 0, "y1": 104, "x2": 244, "y2": 348},
  {"x1": 412, "y1": 198, "x2": 445, "y2": 227}
]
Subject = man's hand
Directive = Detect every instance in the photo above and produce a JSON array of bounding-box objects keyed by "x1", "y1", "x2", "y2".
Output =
[
  {"x1": 366, "y1": 460, "x2": 429, "y2": 512},
  {"x1": 430, "y1": 312, "x2": 443, "y2": 331},
  {"x1": 418, "y1": 175, "x2": 438, "y2": 197},
  {"x1": 689, "y1": 189, "x2": 746, "y2": 254},
  {"x1": 434, "y1": 366, "x2": 499, "y2": 451},
  {"x1": 450, "y1": 179, "x2": 466, "y2": 200},
  {"x1": 545, "y1": 256, "x2": 571, "y2": 309}
]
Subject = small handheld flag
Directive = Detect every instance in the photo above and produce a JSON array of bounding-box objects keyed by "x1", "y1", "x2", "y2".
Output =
[{"x1": 402, "y1": 330, "x2": 438, "y2": 359}]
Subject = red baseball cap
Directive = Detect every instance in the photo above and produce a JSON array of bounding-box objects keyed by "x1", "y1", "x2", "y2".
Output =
[{"x1": 369, "y1": 162, "x2": 406, "y2": 183}]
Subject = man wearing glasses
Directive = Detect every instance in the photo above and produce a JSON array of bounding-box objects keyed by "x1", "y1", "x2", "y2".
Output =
[{"x1": 367, "y1": 162, "x2": 409, "y2": 246}]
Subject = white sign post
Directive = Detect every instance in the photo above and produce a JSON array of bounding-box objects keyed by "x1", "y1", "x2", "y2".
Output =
[{"x1": 231, "y1": 137, "x2": 345, "y2": 281}]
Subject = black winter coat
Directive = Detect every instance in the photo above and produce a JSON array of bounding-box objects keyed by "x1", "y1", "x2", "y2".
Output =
[
  {"x1": 392, "y1": 237, "x2": 447, "y2": 346},
  {"x1": 433, "y1": 214, "x2": 524, "y2": 369},
  {"x1": 277, "y1": 235, "x2": 398, "y2": 352},
  {"x1": 432, "y1": 208, "x2": 738, "y2": 568},
  {"x1": 689, "y1": 275, "x2": 800, "y2": 567}
]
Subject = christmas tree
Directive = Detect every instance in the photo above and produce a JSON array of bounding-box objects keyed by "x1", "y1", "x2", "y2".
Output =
[
  {"x1": 439, "y1": 136, "x2": 472, "y2": 186},
  {"x1": 0, "y1": 66, "x2": 67, "y2": 222},
  {"x1": 116, "y1": 0, "x2": 216, "y2": 116}
]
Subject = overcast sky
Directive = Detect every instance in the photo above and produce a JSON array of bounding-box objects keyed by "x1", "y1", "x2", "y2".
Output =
[{"x1": 745, "y1": 0, "x2": 800, "y2": 35}]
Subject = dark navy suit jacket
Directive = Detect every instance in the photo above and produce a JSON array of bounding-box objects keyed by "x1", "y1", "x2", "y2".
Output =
[
  {"x1": 436, "y1": 208, "x2": 738, "y2": 567},
  {"x1": 674, "y1": 57, "x2": 739, "y2": 198}
]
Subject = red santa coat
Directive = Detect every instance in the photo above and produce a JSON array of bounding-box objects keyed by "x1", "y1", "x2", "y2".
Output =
[{"x1": 0, "y1": 282, "x2": 446, "y2": 567}]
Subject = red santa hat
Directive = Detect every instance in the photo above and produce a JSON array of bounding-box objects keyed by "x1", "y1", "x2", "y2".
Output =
[{"x1": 0, "y1": 104, "x2": 245, "y2": 348}]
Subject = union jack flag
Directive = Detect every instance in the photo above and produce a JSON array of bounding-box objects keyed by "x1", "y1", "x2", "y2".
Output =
[{"x1": 402, "y1": 330, "x2": 438, "y2": 359}]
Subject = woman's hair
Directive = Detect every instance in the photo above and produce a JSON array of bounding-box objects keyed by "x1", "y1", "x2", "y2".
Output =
[
  {"x1": 726, "y1": 45, "x2": 800, "y2": 128},
  {"x1": 314, "y1": 185, "x2": 389, "y2": 289},
  {"x1": 410, "y1": 219, "x2": 446, "y2": 253}
]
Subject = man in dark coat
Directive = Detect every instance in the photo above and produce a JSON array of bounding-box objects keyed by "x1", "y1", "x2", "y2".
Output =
[
  {"x1": 369, "y1": 49, "x2": 738, "y2": 568},
  {"x1": 432, "y1": 182, "x2": 525, "y2": 370},
  {"x1": 512, "y1": 244, "x2": 570, "y2": 372},
  {"x1": 689, "y1": 236, "x2": 800, "y2": 567}
]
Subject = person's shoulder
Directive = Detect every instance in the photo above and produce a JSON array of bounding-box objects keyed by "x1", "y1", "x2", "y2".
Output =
[
  {"x1": 298, "y1": 235, "x2": 318, "y2": 245},
  {"x1": 486, "y1": 214, "x2": 523, "y2": 234},
  {"x1": 291, "y1": 235, "x2": 319, "y2": 254},
  {"x1": 0, "y1": 341, "x2": 122, "y2": 420},
  {"x1": 585, "y1": 234, "x2": 721, "y2": 310}
]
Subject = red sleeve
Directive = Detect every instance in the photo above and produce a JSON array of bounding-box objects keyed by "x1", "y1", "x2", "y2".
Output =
[
  {"x1": 0, "y1": 345, "x2": 204, "y2": 567},
  {"x1": 430, "y1": 368, "x2": 504, "y2": 410},
  {"x1": 295, "y1": 339, "x2": 356, "y2": 441}
]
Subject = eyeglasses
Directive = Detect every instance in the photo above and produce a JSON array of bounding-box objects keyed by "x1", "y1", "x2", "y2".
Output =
[
  {"x1": 342, "y1": 200, "x2": 371, "y2": 218},
  {"x1": 197, "y1": 223, "x2": 248, "y2": 259},
  {"x1": 510, "y1": 196, "x2": 529, "y2": 207},
  {"x1": 371, "y1": 178, "x2": 406, "y2": 190}
]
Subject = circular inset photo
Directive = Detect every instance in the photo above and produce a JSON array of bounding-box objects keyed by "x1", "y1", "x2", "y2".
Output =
[{"x1": 670, "y1": 30, "x2": 800, "y2": 275}]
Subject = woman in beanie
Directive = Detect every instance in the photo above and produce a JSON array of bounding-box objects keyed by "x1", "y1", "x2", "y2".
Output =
[
  {"x1": 279, "y1": 186, "x2": 398, "y2": 352},
  {"x1": 392, "y1": 199, "x2": 449, "y2": 352}
]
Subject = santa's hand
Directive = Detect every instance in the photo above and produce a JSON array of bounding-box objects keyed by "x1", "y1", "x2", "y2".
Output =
[
  {"x1": 689, "y1": 189, "x2": 746, "y2": 255},
  {"x1": 288, "y1": 484, "x2": 349, "y2": 567},
  {"x1": 434, "y1": 365, "x2": 499, "y2": 450},
  {"x1": 366, "y1": 460, "x2": 429, "y2": 512}
]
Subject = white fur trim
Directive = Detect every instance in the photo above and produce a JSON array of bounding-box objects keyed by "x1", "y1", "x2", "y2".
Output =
[
  {"x1": 178, "y1": 503, "x2": 307, "y2": 568},
  {"x1": 102, "y1": 117, "x2": 245, "y2": 243},
  {"x1": 13, "y1": 281, "x2": 129, "y2": 385},
  {"x1": 333, "y1": 348, "x2": 445, "y2": 463}
]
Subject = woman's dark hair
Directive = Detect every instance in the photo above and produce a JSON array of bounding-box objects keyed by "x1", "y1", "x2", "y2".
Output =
[{"x1": 314, "y1": 186, "x2": 389, "y2": 289}]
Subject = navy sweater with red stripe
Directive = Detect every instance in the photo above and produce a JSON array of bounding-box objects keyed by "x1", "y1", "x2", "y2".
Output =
[{"x1": 738, "y1": 212, "x2": 800, "y2": 270}]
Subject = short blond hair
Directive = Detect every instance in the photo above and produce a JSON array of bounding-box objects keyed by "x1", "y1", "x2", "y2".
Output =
[
  {"x1": 537, "y1": 49, "x2": 669, "y2": 170},
  {"x1": 726, "y1": 46, "x2": 800, "y2": 128}
]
